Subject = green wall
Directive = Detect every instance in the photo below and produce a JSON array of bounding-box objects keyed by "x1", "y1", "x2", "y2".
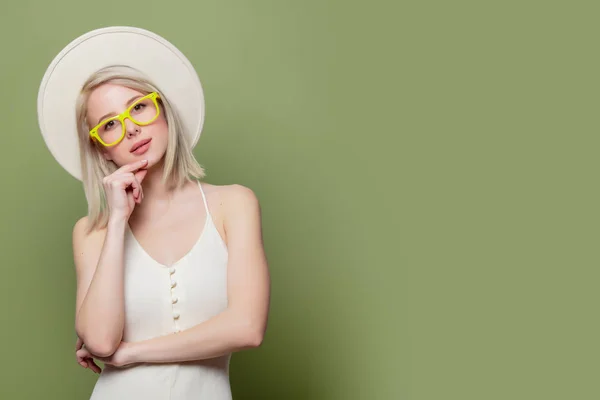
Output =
[{"x1": 0, "y1": 1, "x2": 596, "y2": 399}]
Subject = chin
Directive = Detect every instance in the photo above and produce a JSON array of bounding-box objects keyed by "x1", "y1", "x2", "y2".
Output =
[{"x1": 140, "y1": 149, "x2": 166, "y2": 167}]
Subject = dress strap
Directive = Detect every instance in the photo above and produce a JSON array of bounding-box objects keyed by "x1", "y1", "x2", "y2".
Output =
[{"x1": 197, "y1": 180, "x2": 210, "y2": 216}]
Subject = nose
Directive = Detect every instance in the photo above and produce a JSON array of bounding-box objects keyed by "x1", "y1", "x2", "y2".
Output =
[{"x1": 124, "y1": 118, "x2": 141, "y2": 137}]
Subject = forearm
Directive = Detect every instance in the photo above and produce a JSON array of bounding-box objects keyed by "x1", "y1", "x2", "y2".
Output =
[
  {"x1": 129, "y1": 310, "x2": 263, "y2": 364},
  {"x1": 75, "y1": 218, "x2": 127, "y2": 355}
]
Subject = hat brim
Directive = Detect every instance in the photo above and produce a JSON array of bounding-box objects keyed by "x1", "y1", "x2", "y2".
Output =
[{"x1": 37, "y1": 26, "x2": 205, "y2": 181}]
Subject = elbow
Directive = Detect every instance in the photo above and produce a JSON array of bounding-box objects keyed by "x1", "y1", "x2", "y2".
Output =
[
  {"x1": 76, "y1": 325, "x2": 121, "y2": 357},
  {"x1": 232, "y1": 310, "x2": 267, "y2": 349},
  {"x1": 84, "y1": 340, "x2": 120, "y2": 358},
  {"x1": 241, "y1": 325, "x2": 265, "y2": 348}
]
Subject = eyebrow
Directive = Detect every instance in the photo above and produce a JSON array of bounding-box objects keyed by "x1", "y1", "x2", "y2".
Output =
[{"x1": 95, "y1": 95, "x2": 144, "y2": 125}]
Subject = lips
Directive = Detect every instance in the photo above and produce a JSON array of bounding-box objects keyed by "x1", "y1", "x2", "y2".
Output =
[{"x1": 130, "y1": 138, "x2": 152, "y2": 153}]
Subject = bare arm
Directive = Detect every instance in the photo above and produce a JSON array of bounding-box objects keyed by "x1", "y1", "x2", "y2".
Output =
[
  {"x1": 74, "y1": 159, "x2": 148, "y2": 357},
  {"x1": 125, "y1": 184, "x2": 270, "y2": 364},
  {"x1": 73, "y1": 216, "x2": 128, "y2": 357}
]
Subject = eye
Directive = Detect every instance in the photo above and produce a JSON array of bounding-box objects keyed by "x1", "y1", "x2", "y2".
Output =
[
  {"x1": 103, "y1": 120, "x2": 116, "y2": 130},
  {"x1": 133, "y1": 103, "x2": 146, "y2": 111}
]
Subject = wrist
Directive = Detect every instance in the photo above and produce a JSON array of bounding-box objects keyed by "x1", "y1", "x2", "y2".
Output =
[
  {"x1": 124, "y1": 341, "x2": 141, "y2": 365},
  {"x1": 108, "y1": 215, "x2": 128, "y2": 230}
]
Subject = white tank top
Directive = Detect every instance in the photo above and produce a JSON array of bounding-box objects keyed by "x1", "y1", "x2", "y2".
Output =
[{"x1": 89, "y1": 181, "x2": 231, "y2": 400}]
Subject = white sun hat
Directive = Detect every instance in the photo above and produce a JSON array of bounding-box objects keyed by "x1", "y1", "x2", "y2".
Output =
[{"x1": 37, "y1": 26, "x2": 205, "y2": 181}]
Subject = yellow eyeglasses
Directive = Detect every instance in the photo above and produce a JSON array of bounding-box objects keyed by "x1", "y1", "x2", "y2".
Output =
[{"x1": 89, "y1": 92, "x2": 161, "y2": 147}]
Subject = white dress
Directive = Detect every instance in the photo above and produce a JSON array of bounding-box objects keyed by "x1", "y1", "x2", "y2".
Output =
[{"x1": 89, "y1": 181, "x2": 231, "y2": 400}]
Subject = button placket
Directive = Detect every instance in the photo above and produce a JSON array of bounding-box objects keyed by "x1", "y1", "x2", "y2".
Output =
[{"x1": 169, "y1": 265, "x2": 181, "y2": 333}]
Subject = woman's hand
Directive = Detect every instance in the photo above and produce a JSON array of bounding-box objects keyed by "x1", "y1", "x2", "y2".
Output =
[
  {"x1": 75, "y1": 336, "x2": 102, "y2": 374},
  {"x1": 103, "y1": 159, "x2": 149, "y2": 221},
  {"x1": 76, "y1": 340, "x2": 136, "y2": 369}
]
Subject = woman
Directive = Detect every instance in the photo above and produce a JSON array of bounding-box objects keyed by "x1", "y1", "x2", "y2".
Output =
[{"x1": 37, "y1": 27, "x2": 270, "y2": 399}]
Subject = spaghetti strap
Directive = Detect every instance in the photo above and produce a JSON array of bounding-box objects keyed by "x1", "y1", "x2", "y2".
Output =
[{"x1": 197, "y1": 180, "x2": 210, "y2": 216}]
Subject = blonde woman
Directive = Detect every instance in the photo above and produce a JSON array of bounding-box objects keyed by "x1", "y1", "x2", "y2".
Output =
[{"x1": 37, "y1": 27, "x2": 270, "y2": 399}]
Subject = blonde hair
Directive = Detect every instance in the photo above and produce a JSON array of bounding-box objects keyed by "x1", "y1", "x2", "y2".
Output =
[{"x1": 75, "y1": 65, "x2": 206, "y2": 232}]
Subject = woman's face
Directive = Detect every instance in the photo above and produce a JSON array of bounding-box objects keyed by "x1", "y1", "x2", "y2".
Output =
[{"x1": 86, "y1": 83, "x2": 168, "y2": 168}]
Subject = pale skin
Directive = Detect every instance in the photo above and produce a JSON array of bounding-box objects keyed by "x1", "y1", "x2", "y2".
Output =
[{"x1": 73, "y1": 84, "x2": 270, "y2": 373}]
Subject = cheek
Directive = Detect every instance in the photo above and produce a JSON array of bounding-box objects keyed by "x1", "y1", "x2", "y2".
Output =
[
  {"x1": 155, "y1": 117, "x2": 169, "y2": 134},
  {"x1": 149, "y1": 118, "x2": 169, "y2": 143},
  {"x1": 102, "y1": 143, "x2": 129, "y2": 162}
]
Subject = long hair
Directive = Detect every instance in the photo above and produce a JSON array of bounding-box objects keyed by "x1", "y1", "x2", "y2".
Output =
[{"x1": 75, "y1": 65, "x2": 205, "y2": 232}]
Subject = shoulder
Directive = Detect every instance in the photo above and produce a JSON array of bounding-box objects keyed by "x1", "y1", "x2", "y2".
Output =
[
  {"x1": 200, "y1": 182, "x2": 261, "y2": 221},
  {"x1": 200, "y1": 182, "x2": 260, "y2": 208},
  {"x1": 224, "y1": 184, "x2": 259, "y2": 205},
  {"x1": 73, "y1": 216, "x2": 106, "y2": 239},
  {"x1": 73, "y1": 215, "x2": 91, "y2": 238},
  {"x1": 72, "y1": 216, "x2": 106, "y2": 261},
  {"x1": 223, "y1": 184, "x2": 260, "y2": 216}
]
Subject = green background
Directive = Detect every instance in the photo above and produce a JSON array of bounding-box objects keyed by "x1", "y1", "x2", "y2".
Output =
[{"x1": 0, "y1": 1, "x2": 596, "y2": 399}]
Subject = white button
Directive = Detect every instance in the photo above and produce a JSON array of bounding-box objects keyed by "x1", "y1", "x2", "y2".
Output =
[
  {"x1": 170, "y1": 280, "x2": 177, "y2": 288},
  {"x1": 172, "y1": 296, "x2": 178, "y2": 304},
  {"x1": 169, "y1": 267, "x2": 176, "y2": 275},
  {"x1": 173, "y1": 312, "x2": 180, "y2": 319}
]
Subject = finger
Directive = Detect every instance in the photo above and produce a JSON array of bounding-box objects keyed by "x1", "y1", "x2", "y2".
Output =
[
  {"x1": 76, "y1": 348, "x2": 91, "y2": 359},
  {"x1": 132, "y1": 179, "x2": 139, "y2": 201},
  {"x1": 111, "y1": 174, "x2": 141, "y2": 200},
  {"x1": 114, "y1": 159, "x2": 148, "y2": 174},
  {"x1": 132, "y1": 175, "x2": 143, "y2": 203},
  {"x1": 87, "y1": 359, "x2": 102, "y2": 374},
  {"x1": 77, "y1": 353, "x2": 88, "y2": 368},
  {"x1": 120, "y1": 173, "x2": 141, "y2": 199},
  {"x1": 127, "y1": 189, "x2": 137, "y2": 208},
  {"x1": 130, "y1": 176, "x2": 141, "y2": 202},
  {"x1": 134, "y1": 169, "x2": 148, "y2": 185},
  {"x1": 76, "y1": 349, "x2": 103, "y2": 373}
]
